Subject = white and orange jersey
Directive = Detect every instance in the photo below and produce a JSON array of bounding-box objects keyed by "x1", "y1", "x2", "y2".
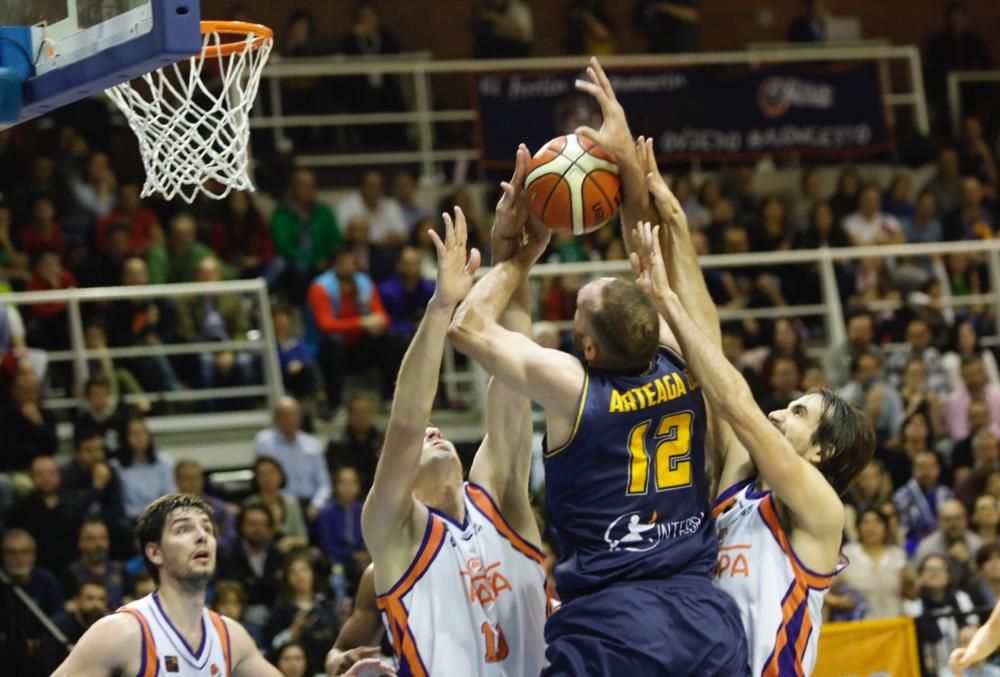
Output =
[
  {"x1": 116, "y1": 592, "x2": 233, "y2": 677},
  {"x1": 377, "y1": 482, "x2": 548, "y2": 677},
  {"x1": 712, "y1": 479, "x2": 843, "y2": 677}
]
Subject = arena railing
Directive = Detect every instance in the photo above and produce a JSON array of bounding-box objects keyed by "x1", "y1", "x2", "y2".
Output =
[
  {"x1": 253, "y1": 45, "x2": 929, "y2": 181},
  {"x1": 947, "y1": 69, "x2": 1000, "y2": 136},
  {"x1": 1, "y1": 278, "x2": 284, "y2": 414}
]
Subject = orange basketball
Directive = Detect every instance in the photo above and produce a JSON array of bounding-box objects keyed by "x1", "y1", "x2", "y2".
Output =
[{"x1": 524, "y1": 134, "x2": 621, "y2": 235}]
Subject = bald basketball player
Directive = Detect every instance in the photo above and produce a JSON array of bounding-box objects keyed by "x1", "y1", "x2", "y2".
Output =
[{"x1": 53, "y1": 493, "x2": 281, "y2": 677}]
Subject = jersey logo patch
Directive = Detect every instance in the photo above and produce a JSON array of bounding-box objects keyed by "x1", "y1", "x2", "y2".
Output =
[
  {"x1": 165, "y1": 656, "x2": 178, "y2": 672},
  {"x1": 460, "y1": 559, "x2": 512, "y2": 605},
  {"x1": 604, "y1": 510, "x2": 705, "y2": 552}
]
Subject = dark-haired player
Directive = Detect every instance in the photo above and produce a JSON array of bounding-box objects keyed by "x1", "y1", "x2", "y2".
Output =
[
  {"x1": 53, "y1": 493, "x2": 282, "y2": 677},
  {"x1": 448, "y1": 71, "x2": 748, "y2": 675}
]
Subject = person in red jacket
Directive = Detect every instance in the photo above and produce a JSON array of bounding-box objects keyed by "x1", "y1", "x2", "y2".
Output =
[{"x1": 306, "y1": 249, "x2": 403, "y2": 411}]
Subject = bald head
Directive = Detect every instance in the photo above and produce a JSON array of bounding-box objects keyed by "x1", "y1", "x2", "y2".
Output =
[
  {"x1": 195, "y1": 256, "x2": 222, "y2": 283},
  {"x1": 274, "y1": 396, "x2": 302, "y2": 438},
  {"x1": 939, "y1": 499, "x2": 968, "y2": 538},
  {"x1": 122, "y1": 257, "x2": 149, "y2": 286}
]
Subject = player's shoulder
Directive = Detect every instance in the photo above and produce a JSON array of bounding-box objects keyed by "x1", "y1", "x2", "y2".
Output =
[{"x1": 82, "y1": 611, "x2": 144, "y2": 654}]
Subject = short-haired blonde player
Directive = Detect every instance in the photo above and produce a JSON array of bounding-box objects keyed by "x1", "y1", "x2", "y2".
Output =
[
  {"x1": 52, "y1": 493, "x2": 281, "y2": 677},
  {"x1": 360, "y1": 199, "x2": 547, "y2": 675}
]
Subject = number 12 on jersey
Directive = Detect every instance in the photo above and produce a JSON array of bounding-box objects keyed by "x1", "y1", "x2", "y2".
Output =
[{"x1": 626, "y1": 411, "x2": 693, "y2": 495}]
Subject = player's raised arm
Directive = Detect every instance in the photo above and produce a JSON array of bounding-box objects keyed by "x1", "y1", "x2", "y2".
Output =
[
  {"x1": 448, "y1": 206, "x2": 583, "y2": 421},
  {"x1": 630, "y1": 222, "x2": 845, "y2": 541},
  {"x1": 575, "y1": 57, "x2": 656, "y2": 254},
  {"x1": 467, "y1": 149, "x2": 540, "y2": 543},
  {"x1": 361, "y1": 209, "x2": 481, "y2": 554}
]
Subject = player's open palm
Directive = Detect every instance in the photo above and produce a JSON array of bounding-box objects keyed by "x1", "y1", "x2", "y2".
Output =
[
  {"x1": 429, "y1": 207, "x2": 481, "y2": 308},
  {"x1": 630, "y1": 221, "x2": 674, "y2": 304},
  {"x1": 494, "y1": 143, "x2": 531, "y2": 242},
  {"x1": 574, "y1": 57, "x2": 632, "y2": 160}
]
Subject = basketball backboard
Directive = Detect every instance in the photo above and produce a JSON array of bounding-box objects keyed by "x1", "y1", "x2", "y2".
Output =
[{"x1": 0, "y1": 0, "x2": 201, "y2": 128}]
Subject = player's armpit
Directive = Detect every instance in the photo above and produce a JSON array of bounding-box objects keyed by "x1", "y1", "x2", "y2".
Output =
[
  {"x1": 51, "y1": 613, "x2": 139, "y2": 677},
  {"x1": 228, "y1": 616, "x2": 283, "y2": 676}
]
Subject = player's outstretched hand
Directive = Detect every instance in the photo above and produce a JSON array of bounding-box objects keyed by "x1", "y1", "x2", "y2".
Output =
[
  {"x1": 949, "y1": 646, "x2": 973, "y2": 676},
  {"x1": 429, "y1": 207, "x2": 481, "y2": 309},
  {"x1": 574, "y1": 57, "x2": 633, "y2": 161},
  {"x1": 492, "y1": 143, "x2": 534, "y2": 263},
  {"x1": 637, "y1": 136, "x2": 688, "y2": 233},
  {"x1": 629, "y1": 221, "x2": 675, "y2": 305}
]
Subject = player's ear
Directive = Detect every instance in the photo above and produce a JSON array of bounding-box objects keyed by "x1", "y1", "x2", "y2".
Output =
[
  {"x1": 145, "y1": 541, "x2": 164, "y2": 568},
  {"x1": 582, "y1": 335, "x2": 598, "y2": 362}
]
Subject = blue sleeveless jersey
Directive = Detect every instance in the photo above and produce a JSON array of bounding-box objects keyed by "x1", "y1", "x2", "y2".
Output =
[{"x1": 543, "y1": 346, "x2": 718, "y2": 599}]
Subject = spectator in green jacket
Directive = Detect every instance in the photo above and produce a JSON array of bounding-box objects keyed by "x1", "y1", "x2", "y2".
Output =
[
  {"x1": 271, "y1": 169, "x2": 342, "y2": 302},
  {"x1": 147, "y1": 214, "x2": 229, "y2": 284}
]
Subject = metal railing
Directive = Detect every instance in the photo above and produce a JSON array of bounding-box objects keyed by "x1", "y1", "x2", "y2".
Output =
[
  {"x1": 947, "y1": 68, "x2": 1000, "y2": 136},
  {"x1": 253, "y1": 45, "x2": 929, "y2": 182},
  {"x1": 1, "y1": 278, "x2": 284, "y2": 411}
]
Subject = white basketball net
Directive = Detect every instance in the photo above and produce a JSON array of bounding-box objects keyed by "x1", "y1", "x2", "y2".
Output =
[{"x1": 105, "y1": 28, "x2": 273, "y2": 203}]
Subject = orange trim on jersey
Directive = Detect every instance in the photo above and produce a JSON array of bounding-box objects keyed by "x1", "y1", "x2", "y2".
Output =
[
  {"x1": 544, "y1": 371, "x2": 589, "y2": 458},
  {"x1": 712, "y1": 493, "x2": 738, "y2": 519},
  {"x1": 208, "y1": 611, "x2": 232, "y2": 676},
  {"x1": 379, "y1": 516, "x2": 447, "y2": 600},
  {"x1": 758, "y1": 495, "x2": 836, "y2": 590},
  {"x1": 466, "y1": 483, "x2": 545, "y2": 565},
  {"x1": 118, "y1": 608, "x2": 158, "y2": 677},
  {"x1": 378, "y1": 597, "x2": 428, "y2": 677},
  {"x1": 763, "y1": 580, "x2": 810, "y2": 677}
]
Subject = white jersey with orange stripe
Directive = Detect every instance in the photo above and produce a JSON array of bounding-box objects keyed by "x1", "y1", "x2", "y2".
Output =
[
  {"x1": 377, "y1": 482, "x2": 549, "y2": 677},
  {"x1": 711, "y1": 478, "x2": 843, "y2": 677},
  {"x1": 117, "y1": 592, "x2": 233, "y2": 677}
]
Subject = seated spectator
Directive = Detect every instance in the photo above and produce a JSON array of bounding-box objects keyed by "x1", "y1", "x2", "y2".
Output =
[
  {"x1": 472, "y1": 0, "x2": 533, "y2": 58},
  {"x1": 955, "y1": 429, "x2": 1000, "y2": 511},
  {"x1": 786, "y1": 0, "x2": 827, "y2": 42},
  {"x1": 326, "y1": 393, "x2": 381, "y2": 492},
  {"x1": 972, "y1": 495, "x2": 1000, "y2": 548},
  {"x1": 844, "y1": 460, "x2": 893, "y2": 542},
  {"x1": 943, "y1": 321, "x2": 1000, "y2": 393},
  {"x1": 829, "y1": 167, "x2": 863, "y2": 223},
  {"x1": 897, "y1": 358, "x2": 946, "y2": 431},
  {"x1": 207, "y1": 190, "x2": 276, "y2": 284},
  {"x1": 243, "y1": 457, "x2": 309, "y2": 553},
  {"x1": 306, "y1": 249, "x2": 396, "y2": 411},
  {"x1": 52, "y1": 578, "x2": 108, "y2": 644},
  {"x1": 60, "y1": 429, "x2": 128, "y2": 553},
  {"x1": 82, "y1": 321, "x2": 148, "y2": 412},
  {"x1": 25, "y1": 248, "x2": 76, "y2": 352},
  {"x1": 887, "y1": 318, "x2": 949, "y2": 395},
  {"x1": 174, "y1": 460, "x2": 237, "y2": 546},
  {"x1": 74, "y1": 374, "x2": 129, "y2": 460},
  {"x1": 839, "y1": 350, "x2": 905, "y2": 447},
  {"x1": 958, "y1": 114, "x2": 999, "y2": 192},
  {"x1": 255, "y1": 397, "x2": 331, "y2": 515},
  {"x1": 843, "y1": 184, "x2": 905, "y2": 246},
  {"x1": 211, "y1": 579, "x2": 260, "y2": 645},
  {"x1": 273, "y1": 641, "x2": 309, "y2": 677},
  {"x1": 336, "y1": 168, "x2": 408, "y2": 247},
  {"x1": 883, "y1": 173, "x2": 915, "y2": 224},
  {"x1": 880, "y1": 499, "x2": 908, "y2": 546},
  {"x1": 110, "y1": 417, "x2": 175, "y2": 520},
  {"x1": 565, "y1": 0, "x2": 615, "y2": 54},
  {"x1": 217, "y1": 504, "x2": 283, "y2": 629},
  {"x1": 125, "y1": 570, "x2": 156, "y2": 604},
  {"x1": 823, "y1": 308, "x2": 878, "y2": 388},
  {"x1": 393, "y1": 170, "x2": 433, "y2": 234},
  {"x1": 95, "y1": 183, "x2": 161, "y2": 254},
  {"x1": 264, "y1": 553, "x2": 340, "y2": 675},
  {"x1": 0, "y1": 528, "x2": 63, "y2": 674},
  {"x1": 749, "y1": 195, "x2": 792, "y2": 253},
  {"x1": 923, "y1": 147, "x2": 963, "y2": 216},
  {"x1": 905, "y1": 553, "x2": 979, "y2": 675},
  {"x1": 343, "y1": 216, "x2": 392, "y2": 280},
  {"x1": 61, "y1": 518, "x2": 125, "y2": 609},
  {"x1": 8, "y1": 456, "x2": 82, "y2": 574},
  {"x1": 1, "y1": 529, "x2": 63, "y2": 615},
  {"x1": 913, "y1": 499, "x2": 982, "y2": 587},
  {"x1": 76, "y1": 223, "x2": 131, "y2": 287},
  {"x1": 106, "y1": 256, "x2": 180, "y2": 394},
  {"x1": 945, "y1": 177, "x2": 995, "y2": 241},
  {"x1": 69, "y1": 150, "x2": 116, "y2": 224},
  {"x1": 887, "y1": 409, "x2": 937, "y2": 491},
  {"x1": 272, "y1": 303, "x2": 327, "y2": 416},
  {"x1": 9, "y1": 154, "x2": 77, "y2": 232},
  {"x1": 0, "y1": 201, "x2": 30, "y2": 287},
  {"x1": 18, "y1": 197, "x2": 65, "y2": 260},
  {"x1": 271, "y1": 168, "x2": 342, "y2": 302},
  {"x1": 316, "y1": 466, "x2": 368, "y2": 577},
  {"x1": 894, "y1": 450, "x2": 953, "y2": 553},
  {"x1": 147, "y1": 213, "x2": 226, "y2": 284},
  {"x1": 177, "y1": 256, "x2": 254, "y2": 390},
  {"x1": 0, "y1": 369, "x2": 57, "y2": 472},
  {"x1": 840, "y1": 508, "x2": 909, "y2": 619},
  {"x1": 943, "y1": 355, "x2": 1000, "y2": 442},
  {"x1": 756, "y1": 355, "x2": 802, "y2": 413},
  {"x1": 972, "y1": 542, "x2": 1000, "y2": 608},
  {"x1": 903, "y1": 190, "x2": 944, "y2": 246},
  {"x1": 378, "y1": 246, "x2": 435, "y2": 341}
]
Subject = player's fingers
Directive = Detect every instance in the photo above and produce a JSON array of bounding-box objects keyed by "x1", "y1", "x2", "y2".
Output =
[
  {"x1": 353, "y1": 646, "x2": 381, "y2": 658},
  {"x1": 428, "y1": 228, "x2": 446, "y2": 258},
  {"x1": 513, "y1": 144, "x2": 530, "y2": 189},
  {"x1": 441, "y1": 212, "x2": 456, "y2": 248},
  {"x1": 575, "y1": 126, "x2": 605, "y2": 146},
  {"x1": 590, "y1": 57, "x2": 616, "y2": 100},
  {"x1": 454, "y1": 206, "x2": 467, "y2": 246},
  {"x1": 629, "y1": 251, "x2": 643, "y2": 278},
  {"x1": 651, "y1": 225, "x2": 665, "y2": 261},
  {"x1": 574, "y1": 78, "x2": 610, "y2": 107},
  {"x1": 466, "y1": 247, "x2": 482, "y2": 276},
  {"x1": 500, "y1": 181, "x2": 515, "y2": 201}
]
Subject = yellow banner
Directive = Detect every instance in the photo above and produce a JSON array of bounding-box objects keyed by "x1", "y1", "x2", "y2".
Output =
[{"x1": 813, "y1": 617, "x2": 921, "y2": 677}]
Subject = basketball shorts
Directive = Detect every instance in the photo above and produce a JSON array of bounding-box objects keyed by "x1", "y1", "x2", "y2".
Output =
[{"x1": 542, "y1": 575, "x2": 749, "y2": 676}]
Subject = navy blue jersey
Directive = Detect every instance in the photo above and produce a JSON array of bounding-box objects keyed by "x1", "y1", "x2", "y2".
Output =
[{"x1": 543, "y1": 346, "x2": 718, "y2": 598}]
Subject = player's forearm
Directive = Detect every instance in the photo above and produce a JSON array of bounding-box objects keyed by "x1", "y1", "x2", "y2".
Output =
[
  {"x1": 665, "y1": 224, "x2": 721, "y2": 346},
  {"x1": 964, "y1": 605, "x2": 1000, "y2": 665},
  {"x1": 452, "y1": 258, "x2": 527, "y2": 336},
  {"x1": 385, "y1": 301, "x2": 454, "y2": 430},
  {"x1": 619, "y1": 147, "x2": 654, "y2": 255}
]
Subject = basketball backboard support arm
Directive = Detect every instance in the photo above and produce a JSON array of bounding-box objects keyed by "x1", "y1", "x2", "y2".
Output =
[{"x1": 1, "y1": 0, "x2": 201, "y2": 129}]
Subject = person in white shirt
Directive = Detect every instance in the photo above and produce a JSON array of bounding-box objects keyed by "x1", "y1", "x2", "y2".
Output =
[
  {"x1": 254, "y1": 397, "x2": 331, "y2": 517},
  {"x1": 843, "y1": 184, "x2": 906, "y2": 246},
  {"x1": 840, "y1": 508, "x2": 910, "y2": 619},
  {"x1": 336, "y1": 169, "x2": 408, "y2": 246}
]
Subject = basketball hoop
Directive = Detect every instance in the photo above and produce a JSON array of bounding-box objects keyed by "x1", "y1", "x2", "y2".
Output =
[{"x1": 106, "y1": 21, "x2": 273, "y2": 203}]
